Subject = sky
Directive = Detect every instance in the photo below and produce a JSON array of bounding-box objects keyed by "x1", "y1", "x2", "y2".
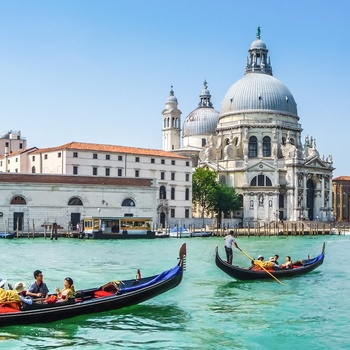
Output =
[{"x1": 0, "y1": 0, "x2": 349, "y2": 176}]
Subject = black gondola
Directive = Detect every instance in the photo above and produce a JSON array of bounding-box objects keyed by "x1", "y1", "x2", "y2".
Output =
[
  {"x1": 215, "y1": 243, "x2": 325, "y2": 280},
  {"x1": 0, "y1": 243, "x2": 186, "y2": 327}
]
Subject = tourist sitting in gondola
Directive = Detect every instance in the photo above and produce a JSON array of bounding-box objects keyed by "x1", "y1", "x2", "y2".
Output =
[
  {"x1": 249, "y1": 255, "x2": 275, "y2": 270},
  {"x1": 56, "y1": 277, "x2": 76, "y2": 301},
  {"x1": 279, "y1": 256, "x2": 293, "y2": 269}
]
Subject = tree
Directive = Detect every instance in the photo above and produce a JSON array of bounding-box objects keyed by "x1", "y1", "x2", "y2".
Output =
[
  {"x1": 192, "y1": 167, "x2": 218, "y2": 227},
  {"x1": 213, "y1": 184, "x2": 240, "y2": 225}
]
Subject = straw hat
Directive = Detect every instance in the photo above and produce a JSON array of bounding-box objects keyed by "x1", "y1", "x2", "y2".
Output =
[{"x1": 14, "y1": 281, "x2": 26, "y2": 293}]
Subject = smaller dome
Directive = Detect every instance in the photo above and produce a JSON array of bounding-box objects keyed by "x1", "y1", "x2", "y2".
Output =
[
  {"x1": 250, "y1": 39, "x2": 267, "y2": 50},
  {"x1": 183, "y1": 107, "x2": 220, "y2": 137}
]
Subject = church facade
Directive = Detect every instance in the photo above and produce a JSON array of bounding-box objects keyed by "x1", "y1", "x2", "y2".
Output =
[{"x1": 163, "y1": 30, "x2": 334, "y2": 224}]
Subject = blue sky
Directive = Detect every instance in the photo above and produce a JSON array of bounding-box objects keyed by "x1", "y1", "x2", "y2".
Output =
[{"x1": 0, "y1": 0, "x2": 348, "y2": 176}]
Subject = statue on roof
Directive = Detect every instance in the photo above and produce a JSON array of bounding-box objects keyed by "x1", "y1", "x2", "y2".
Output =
[{"x1": 257, "y1": 26, "x2": 261, "y2": 39}]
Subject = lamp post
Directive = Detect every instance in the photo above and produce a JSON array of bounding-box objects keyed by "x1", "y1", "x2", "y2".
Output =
[{"x1": 97, "y1": 208, "x2": 101, "y2": 229}]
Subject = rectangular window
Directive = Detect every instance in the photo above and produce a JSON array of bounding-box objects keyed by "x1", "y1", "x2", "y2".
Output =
[
  {"x1": 44, "y1": 154, "x2": 48, "y2": 160},
  {"x1": 161, "y1": 159, "x2": 165, "y2": 164},
  {"x1": 202, "y1": 138, "x2": 206, "y2": 147},
  {"x1": 5, "y1": 142, "x2": 8, "y2": 147},
  {"x1": 106, "y1": 154, "x2": 110, "y2": 160},
  {"x1": 19, "y1": 143, "x2": 23, "y2": 149},
  {"x1": 171, "y1": 172, "x2": 175, "y2": 181},
  {"x1": 118, "y1": 169, "x2": 122, "y2": 176},
  {"x1": 15, "y1": 158, "x2": 18, "y2": 162},
  {"x1": 73, "y1": 166, "x2": 78, "y2": 175},
  {"x1": 135, "y1": 157, "x2": 140, "y2": 162},
  {"x1": 135, "y1": 170, "x2": 139, "y2": 177},
  {"x1": 73, "y1": 152, "x2": 78, "y2": 158},
  {"x1": 171, "y1": 160, "x2": 175, "y2": 165},
  {"x1": 105, "y1": 168, "x2": 110, "y2": 176},
  {"x1": 171, "y1": 208, "x2": 175, "y2": 218},
  {"x1": 151, "y1": 158, "x2": 155, "y2": 163},
  {"x1": 93, "y1": 167, "x2": 98, "y2": 176},
  {"x1": 32, "y1": 156, "x2": 35, "y2": 161},
  {"x1": 118, "y1": 155, "x2": 123, "y2": 161},
  {"x1": 186, "y1": 174, "x2": 190, "y2": 181},
  {"x1": 186, "y1": 161, "x2": 190, "y2": 166},
  {"x1": 15, "y1": 168, "x2": 18, "y2": 173},
  {"x1": 185, "y1": 209, "x2": 190, "y2": 218},
  {"x1": 161, "y1": 172, "x2": 165, "y2": 180},
  {"x1": 93, "y1": 153, "x2": 98, "y2": 159},
  {"x1": 58, "y1": 152, "x2": 61, "y2": 158},
  {"x1": 0, "y1": 161, "x2": 2, "y2": 166},
  {"x1": 8, "y1": 159, "x2": 10, "y2": 164}
]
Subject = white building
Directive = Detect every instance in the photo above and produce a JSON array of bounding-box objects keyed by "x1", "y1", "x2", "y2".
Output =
[
  {"x1": 165, "y1": 30, "x2": 334, "y2": 224},
  {"x1": 0, "y1": 173, "x2": 157, "y2": 233},
  {"x1": 0, "y1": 142, "x2": 192, "y2": 227}
]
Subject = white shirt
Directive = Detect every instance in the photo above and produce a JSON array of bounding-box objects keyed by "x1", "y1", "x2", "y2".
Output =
[{"x1": 225, "y1": 235, "x2": 236, "y2": 248}]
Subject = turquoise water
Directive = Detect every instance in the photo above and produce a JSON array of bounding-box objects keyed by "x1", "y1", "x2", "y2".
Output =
[{"x1": 0, "y1": 236, "x2": 349, "y2": 350}]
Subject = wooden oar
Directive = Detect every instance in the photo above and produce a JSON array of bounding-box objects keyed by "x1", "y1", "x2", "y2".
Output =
[{"x1": 238, "y1": 248, "x2": 284, "y2": 285}]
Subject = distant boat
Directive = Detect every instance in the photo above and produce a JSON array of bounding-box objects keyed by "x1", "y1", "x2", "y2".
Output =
[
  {"x1": 191, "y1": 231, "x2": 212, "y2": 238},
  {"x1": 169, "y1": 226, "x2": 191, "y2": 238},
  {"x1": 0, "y1": 233, "x2": 14, "y2": 239}
]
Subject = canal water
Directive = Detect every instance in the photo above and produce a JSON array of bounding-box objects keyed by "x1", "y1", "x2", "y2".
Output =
[{"x1": 0, "y1": 235, "x2": 349, "y2": 350}]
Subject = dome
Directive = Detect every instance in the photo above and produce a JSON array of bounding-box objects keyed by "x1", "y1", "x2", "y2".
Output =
[
  {"x1": 166, "y1": 95, "x2": 178, "y2": 104},
  {"x1": 221, "y1": 73, "x2": 298, "y2": 117},
  {"x1": 250, "y1": 39, "x2": 266, "y2": 50},
  {"x1": 183, "y1": 107, "x2": 220, "y2": 137}
]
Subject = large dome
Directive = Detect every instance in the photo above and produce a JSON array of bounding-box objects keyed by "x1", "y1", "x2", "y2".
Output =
[
  {"x1": 183, "y1": 107, "x2": 220, "y2": 137},
  {"x1": 221, "y1": 73, "x2": 298, "y2": 117}
]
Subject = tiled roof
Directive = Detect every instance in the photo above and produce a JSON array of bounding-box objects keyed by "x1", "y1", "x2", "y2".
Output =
[
  {"x1": 31, "y1": 142, "x2": 189, "y2": 159},
  {"x1": 0, "y1": 173, "x2": 153, "y2": 187},
  {"x1": 333, "y1": 176, "x2": 350, "y2": 181},
  {"x1": 0, "y1": 147, "x2": 38, "y2": 159}
]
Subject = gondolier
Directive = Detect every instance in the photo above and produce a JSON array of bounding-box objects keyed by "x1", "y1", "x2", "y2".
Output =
[{"x1": 224, "y1": 230, "x2": 240, "y2": 264}]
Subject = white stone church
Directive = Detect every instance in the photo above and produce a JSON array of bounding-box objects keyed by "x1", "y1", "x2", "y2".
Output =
[{"x1": 162, "y1": 30, "x2": 334, "y2": 224}]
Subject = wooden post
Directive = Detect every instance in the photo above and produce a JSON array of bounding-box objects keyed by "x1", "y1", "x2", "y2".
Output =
[
  {"x1": 32, "y1": 219, "x2": 35, "y2": 238},
  {"x1": 44, "y1": 224, "x2": 47, "y2": 239}
]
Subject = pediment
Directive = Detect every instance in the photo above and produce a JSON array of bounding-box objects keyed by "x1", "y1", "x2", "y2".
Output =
[
  {"x1": 245, "y1": 160, "x2": 276, "y2": 172},
  {"x1": 304, "y1": 156, "x2": 328, "y2": 169}
]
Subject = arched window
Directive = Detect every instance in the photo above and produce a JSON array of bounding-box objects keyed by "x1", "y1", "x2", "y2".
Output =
[
  {"x1": 175, "y1": 118, "x2": 179, "y2": 128},
  {"x1": 31, "y1": 166, "x2": 36, "y2": 174},
  {"x1": 172, "y1": 117, "x2": 175, "y2": 127},
  {"x1": 10, "y1": 196, "x2": 26, "y2": 205},
  {"x1": 159, "y1": 186, "x2": 166, "y2": 199},
  {"x1": 171, "y1": 187, "x2": 175, "y2": 200},
  {"x1": 250, "y1": 175, "x2": 272, "y2": 187},
  {"x1": 263, "y1": 136, "x2": 271, "y2": 157},
  {"x1": 163, "y1": 119, "x2": 166, "y2": 128},
  {"x1": 122, "y1": 198, "x2": 135, "y2": 206},
  {"x1": 185, "y1": 188, "x2": 190, "y2": 201},
  {"x1": 249, "y1": 136, "x2": 257, "y2": 158},
  {"x1": 68, "y1": 197, "x2": 83, "y2": 206},
  {"x1": 167, "y1": 118, "x2": 170, "y2": 127}
]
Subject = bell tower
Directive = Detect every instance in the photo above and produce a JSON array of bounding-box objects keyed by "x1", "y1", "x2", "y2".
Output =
[{"x1": 162, "y1": 86, "x2": 181, "y2": 151}]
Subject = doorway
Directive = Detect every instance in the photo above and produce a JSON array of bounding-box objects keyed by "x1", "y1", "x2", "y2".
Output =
[
  {"x1": 306, "y1": 179, "x2": 315, "y2": 220},
  {"x1": 159, "y1": 212, "x2": 166, "y2": 228},
  {"x1": 13, "y1": 212, "x2": 24, "y2": 231},
  {"x1": 71, "y1": 213, "x2": 81, "y2": 230}
]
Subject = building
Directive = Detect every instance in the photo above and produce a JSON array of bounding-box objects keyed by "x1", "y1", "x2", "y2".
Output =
[
  {"x1": 332, "y1": 176, "x2": 350, "y2": 222},
  {"x1": 166, "y1": 29, "x2": 334, "y2": 223},
  {"x1": 0, "y1": 142, "x2": 192, "y2": 228},
  {"x1": 0, "y1": 173, "x2": 157, "y2": 233},
  {"x1": 0, "y1": 130, "x2": 27, "y2": 156}
]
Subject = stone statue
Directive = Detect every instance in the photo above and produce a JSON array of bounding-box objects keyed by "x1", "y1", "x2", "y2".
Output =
[
  {"x1": 258, "y1": 194, "x2": 264, "y2": 207},
  {"x1": 257, "y1": 26, "x2": 261, "y2": 39}
]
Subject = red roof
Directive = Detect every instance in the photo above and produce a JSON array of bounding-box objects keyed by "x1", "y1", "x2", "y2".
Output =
[
  {"x1": 31, "y1": 142, "x2": 189, "y2": 159},
  {"x1": 333, "y1": 176, "x2": 350, "y2": 182}
]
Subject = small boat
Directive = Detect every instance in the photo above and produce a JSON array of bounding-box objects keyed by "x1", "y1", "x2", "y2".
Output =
[
  {"x1": 191, "y1": 231, "x2": 212, "y2": 238},
  {"x1": 169, "y1": 226, "x2": 191, "y2": 238},
  {"x1": 0, "y1": 244, "x2": 186, "y2": 327},
  {"x1": 215, "y1": 243, "x2": 325, "y2": 280},
  {"x1": 0, "y1": 233, "x2": 14, "y2": 239},
  {"x1": 155, "y1": 230, "x2": 170, "y2": 238}
]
